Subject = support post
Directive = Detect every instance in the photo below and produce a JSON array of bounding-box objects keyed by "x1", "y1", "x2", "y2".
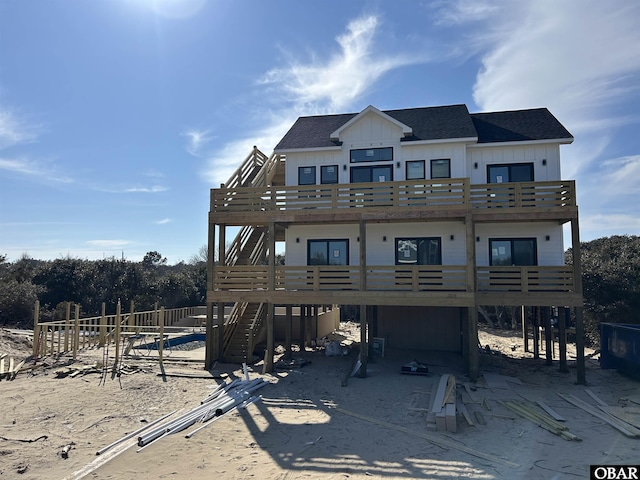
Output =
[
  {"x1": 533, "y1": 307, "x2": 540, "y2": 359},
  {"x1": 114, "y1": 301, "x2": 121, "y2": 367},
  {"x1": 558, "y1": 306, "x2": 568, "y2": 373},
  {"x1": 158, "y1": 307, "x2": 165, "y2": 365},
  {"x1": 299, "y1": 306, "x2": 306, "y2": 349},
  {"x1": 571, "y1": 216, "x2": 586, "y2": 384},
  {"x1": 99, "y1": 302, "x2": 106, "y2": 347},
  {"x1": 33, "y1": 300, "x2": 40, "y2": 359},
  {"x1": 129, "y1": 300, "x2": 135, "y2": 330},
  {"x1": 217, "y1": 302, "x2": 225, "y2": 361},
  {"x1": 465, "y1": 213, "x2": 478, "y2": 381},
  {"x1": 359, "y1": 304, "x2": 367, "y2": 377},
  {"x1": 263, "y1": 303, "x2": 274, "y2": 374},
  {"x1": 522, "y1": 305, "x2": 529, "y2": 352},
  {"x1": 64, "y1": 301, "x2": 71, "y2": 352},
  {"x1": 544, "y1": 306, "x2": 553, "y2": 365},
  {"x1": 205, "y1": 220, "x2": 216, "y2": 369},
  {"x1": 285, "y1": 305, "x2": 293, "y2": 361},
  {"x1": 73, "y1": 304, "x2": 80, "y2": 360}
]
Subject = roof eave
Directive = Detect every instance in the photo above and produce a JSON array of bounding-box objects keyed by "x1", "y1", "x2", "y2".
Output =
[{"x1": 468, "y1": 137, "x2": 574, "y2": 148}]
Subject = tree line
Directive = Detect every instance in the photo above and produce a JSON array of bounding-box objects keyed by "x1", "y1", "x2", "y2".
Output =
[
  {"x1": 0, "y1": 250, "x2": 207, "y2": 328},
  {"x1": 1, "y1": 236, "x2": 639, "y2": 341}
]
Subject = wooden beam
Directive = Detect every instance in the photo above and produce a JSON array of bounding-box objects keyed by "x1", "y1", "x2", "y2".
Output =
[
  {"x1": 544, "y1": 306, "x2": 553, "y2": 365},
  {"x1": 263, "y1": 303, "x2": 274, "y2": 374},
  {"x1": 571, "y1": 216, "x2": 586, "y2": 385},
  {"x1": 465, "y1": 214, "x2": 478, "y2": 381},
  {"x1": 558, "y1": 306, "x2": 568, "y2": 373},
  {"x1": 285, "y1": 305, "x2": 293, "y2": 361},
  {"x1": 359, "y1": 304, "x2": 367, "y2": 378},
  {"x1": 359, "y1": 219, "x2": 367, "y2": 292}
]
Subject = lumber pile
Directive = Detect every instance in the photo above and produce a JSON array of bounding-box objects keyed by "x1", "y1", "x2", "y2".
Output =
[
  {"x1": 0, "y1": 354, "x2": 26, "y2": 381},
  {"x1": 558, "y1": 392, "x2": 640, "y2": 438},
  {"x1": 429, "y1": 374, "x2": 457, "y2": 433},
  {"x1": 501, "y1": 400, "x2": 581, "y2": 441}
]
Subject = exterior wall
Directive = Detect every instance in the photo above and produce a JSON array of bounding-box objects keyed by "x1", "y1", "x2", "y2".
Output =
[
  {"x1": 399, "y1": 143, "x2": 468, "y2": 180},
  {"x1": 285, "y1": 150, "x2": 343, "y2": 186},
  {"x1": 285, "y1": 222, "x2": 563, "y2": 266},
  {"x1": 475, "y1": 222, "x2": 565, "y2": 266},
  {"x1": 467, "y1": 144, "x2": 562, "y2": 184},
  {"x1": 285, "y1": 222, "x2": 467, "y2": 266},
  {"x1": 377, "y1": 306, "x2": 462, "y2": 351}
]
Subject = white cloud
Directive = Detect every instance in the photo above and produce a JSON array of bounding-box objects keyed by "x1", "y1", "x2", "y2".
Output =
[
  {"x1": 431, "y1": 0, "x2": 499, "y2": 25},
  {"x1": 260, "y1": 15, "x2": 423, "y2": 112},
  {"x1": 87, "y1": 239, "x2": 132, "y2": 248},
  {"x1": 124, "y1": 185, "x2": 169, "y2": 193},
  {"x1": 0, "y1": 109, "x2": 39, "y2": 149},
  {"x1": 0, "y1": 156, "x2": 73, "y2": 184},
  {"x1": 155, "y1": 218, "x2": 172, "y2": 225},
  {"x1": 182, "y1": 129, "x2": 214, "y2": 157},
  {"x1": 202, "y1": 14, "x2": 428, "y2": 185}
]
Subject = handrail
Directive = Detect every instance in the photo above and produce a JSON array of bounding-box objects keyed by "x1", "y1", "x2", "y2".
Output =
[
  {"x1": 213, "y1": 264, "x2": 576, "y2": 294},
  {"x1": 211, "y1": 179, "x2": 576, "y2": 215}
]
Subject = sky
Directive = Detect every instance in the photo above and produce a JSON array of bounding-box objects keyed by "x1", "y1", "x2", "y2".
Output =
[{"x1": 1, "y1": 0, "x2": 639, "y2": 264}]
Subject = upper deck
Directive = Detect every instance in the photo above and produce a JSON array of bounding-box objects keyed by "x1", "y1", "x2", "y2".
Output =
[{"x1": 209, "y1": 178, "x2": 577, "y2": 225}]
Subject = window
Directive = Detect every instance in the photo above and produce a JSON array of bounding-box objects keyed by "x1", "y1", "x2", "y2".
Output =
[
  {"x1": 406, "y1": 160, "x2": 425, "y2": 180},
  {"x1": 431, "y1": 159, "x2": 451, "y2": 179},
  {"x1": 489, "y1": 238, "x2": 537, "y2": 266},
  {"x1": 487, "y1": 163, "x2": 533, "y2": 183},
  {"x1": 307, "y1": 239, "x2": 349, "y2": 265},
  {"x1": 298, "y1": 166, "x2": 316, "y2": 185},
  {"x1": 395, "y1": 238, "x2": 442, "y2": 265},
  {"x1": 320, "y1": 165, "x2": 338, "y2": 184},
  {"x1": 350, "y1": 165, "x2": 393, "y2": 183},
  {"x1": 350, "y1": 147, "x2": 393, "y2": 163}
]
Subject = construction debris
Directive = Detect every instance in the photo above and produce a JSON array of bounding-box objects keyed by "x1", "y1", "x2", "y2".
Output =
[
  {"x1": 500, "y1": 400, "x2": 581, "y2": 441},
  {"x1": 427, "y1": 374, "x2": 457, "y2": 433},
  {"x1": 558, "y1": 393, "x2": 640, "y2": 438},
  {"x1": 0, "y1": 354, "x2": 26, "y2": 381}
]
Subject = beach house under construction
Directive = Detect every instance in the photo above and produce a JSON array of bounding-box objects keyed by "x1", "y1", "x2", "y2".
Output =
[{"x1": 205, "y1": 103, "x2": 585, "y2": 383}]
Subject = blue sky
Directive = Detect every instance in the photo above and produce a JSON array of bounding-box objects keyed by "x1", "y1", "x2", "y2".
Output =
[{"x1": 1, "y1": 0, "x2": 639, "y2": 264}]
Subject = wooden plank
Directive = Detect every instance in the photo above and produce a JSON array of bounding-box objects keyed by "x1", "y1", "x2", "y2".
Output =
[
  {"x1": 435, "y1": 408, "x2": 446, "y2": 431},
  {"x1": 536, "y1": 401, "x2": 566, "y2": 422},
  {"x1": 474, "y1": 411, "x2": 486, "y2": 425},
  {"x1": 445, "y1": 403, "x2": 457, "y2": 433},
  {"x1": 458, "y1": 402, "x2": 475, "y2": 426},
  {"x1": 463, "y1": 382, "x2": 480, "y2": 403},
  {"x1": 558, "y1": 393, "x2": 640, "y2": 438},
  {"x1": 599, "y1": 406, "x2": 640, "y2": 429},
  {"x1": 585, "y1": 389, "x2": 608, "y2": 407},
  {"x1": 431, "y1": 374, "x2": 450, "y2": 414},
  {"x1": 443, "y1": 375, "x2": 456, "y2": 405}
]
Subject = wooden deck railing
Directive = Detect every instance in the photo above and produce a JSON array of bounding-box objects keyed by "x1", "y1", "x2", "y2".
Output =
[
  {"x1": 214, "y1": 265, "x2": 573, "y2": 294},
  {"x1": 210, "y1": 179, "x2": 575, "y2": 215},
  {"x1": 476, "y1": 266, "x2": 575, "y2": 292},
  {"x1": 33, "y1": 304, "x2": 200, "y2": 359}
]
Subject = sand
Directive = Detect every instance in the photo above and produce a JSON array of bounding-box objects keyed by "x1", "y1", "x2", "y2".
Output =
[{"x1": 1, "y1": 324, "x2": 639, "y2": 480}]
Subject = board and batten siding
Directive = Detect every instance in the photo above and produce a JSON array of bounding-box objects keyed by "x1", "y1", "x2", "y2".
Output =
[
  {"x1": 467, "y1": 144, "x2": 562, "y2": 184},
  {"x1": 475, "y1": 222, "x2": 565, "y2": 266},
  {"x1": 285, "y1": 151, "x2": 342, "y2": 186},
  {"x1": 285, "y1": 222, "x2": 467, "y2": 266}
]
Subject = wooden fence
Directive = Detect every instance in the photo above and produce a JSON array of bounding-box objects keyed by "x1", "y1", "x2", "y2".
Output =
[{"x1": 32, "y1": 301, "x2": 200, "y2": 359}]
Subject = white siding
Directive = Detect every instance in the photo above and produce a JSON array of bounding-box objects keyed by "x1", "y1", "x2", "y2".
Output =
[
  {"x1": 286, "y1": 222, "x2": 466, "y2": 266},
  {"x1": 467, "y1": 144, "x2": 562, "y2": 184},
  {"x1": 285, "y1": 151, "x2": 342, "y2": 186},
  {"x1": 475, "y1": 222, "x2": 565, "y2": 266},
  {"x1": 339, "y1": 110, "x2": 404, "y2": 146},
  {"x1": 398, "y1": 143, "x2": 468, "y2": 180}
]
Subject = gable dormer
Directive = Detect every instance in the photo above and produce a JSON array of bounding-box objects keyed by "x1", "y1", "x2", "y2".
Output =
[{"x1": 330, "y1": 105, "x2": 413, "y2": 146}]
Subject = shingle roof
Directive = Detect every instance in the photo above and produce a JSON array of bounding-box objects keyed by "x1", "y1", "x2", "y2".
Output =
[
  {"x1": 471, "y1": 108, "x2": 573, "y2": 143},
  {"x1": 274, "y1": 105, "x2": 572, "y2": 150}
]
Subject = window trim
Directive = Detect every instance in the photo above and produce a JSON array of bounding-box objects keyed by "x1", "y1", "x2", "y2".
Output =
[
  {"x1": 395, "y1": 237, "x2": 442, "y2": 265},
  {"x1": 350, "y1": 165, "x2": 394, "y2": 183},
  {"x1": 487, "y1": 162, "x2": 534, "y2": 183},
  {"x1": 350, "y1": 147, "x2": 394, "y2": 163},
  {"x1": 307, "y1": 239, "x2": 350, "y2": 266},
  {"x1": 489, "y1": 237, "x2": 538, "y2": 266},
  {"x1": 406, "y1": 160, "x2": 425, "y2": 180},
  {"x1": 298, "y1": 166, "x2": 316, "y2": 185},
  {"x1": 320, "y1": 165, "x2": 339, "y2": 184},
  {"x1": 430, "y1": 158, "x2": 451, "y2": 179}
]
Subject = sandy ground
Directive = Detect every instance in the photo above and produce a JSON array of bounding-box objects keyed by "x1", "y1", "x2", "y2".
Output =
[{"x1": 1, "y1": 323, "x2": 639, "y2": 480}]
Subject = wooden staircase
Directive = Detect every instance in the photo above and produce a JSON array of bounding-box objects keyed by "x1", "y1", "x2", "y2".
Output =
[{"x1": 219, "y1": 147, "x2": 284, "y2": 363}]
